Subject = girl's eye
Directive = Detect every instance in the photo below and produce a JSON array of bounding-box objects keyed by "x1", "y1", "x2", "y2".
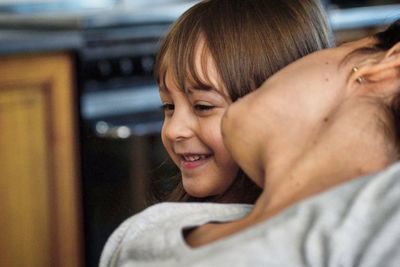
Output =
[
  {"x1": 161, "y1": 103, "x2": 174, "y2": 115},
  {"x1": 193, "y1": 104, "x2": 215, "y2": 112}
]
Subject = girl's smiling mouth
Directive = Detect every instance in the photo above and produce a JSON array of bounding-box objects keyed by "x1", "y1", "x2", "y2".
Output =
[{"x1": 180, "y1": 153, "x2": 212, "y2": 170}]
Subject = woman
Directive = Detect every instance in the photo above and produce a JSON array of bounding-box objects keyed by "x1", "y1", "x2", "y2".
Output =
[
  {"x1": 102, "y1": 20, "x2": 400, "y2": 267},
  {"x1": 184, "y1": 19, "x2": 400, "y2": 265}
]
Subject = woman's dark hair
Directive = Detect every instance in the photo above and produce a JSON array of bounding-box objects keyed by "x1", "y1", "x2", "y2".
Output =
[
  {"x1": 150, "y1": 0, "x2": 334, "y2": 204},
  {"x1": 375, "y1": 19, "x2": 400, "y2": 51}
]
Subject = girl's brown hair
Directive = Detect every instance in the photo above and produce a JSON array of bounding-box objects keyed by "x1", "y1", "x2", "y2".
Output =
[{"x1": 151, "y1": 0, "x2": 334, "y2": 204}]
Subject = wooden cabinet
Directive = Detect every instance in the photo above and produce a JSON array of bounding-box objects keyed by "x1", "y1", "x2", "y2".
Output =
[{"x1": 0, "y1": 53, "x2": 82, "y2": 267}]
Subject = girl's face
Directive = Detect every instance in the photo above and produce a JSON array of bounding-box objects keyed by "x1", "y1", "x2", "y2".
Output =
[{"x1": 159, "y1": 49, "x2": 239, "y2": 198}]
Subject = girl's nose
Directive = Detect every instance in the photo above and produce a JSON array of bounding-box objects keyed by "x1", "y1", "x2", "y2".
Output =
[{"x1": 163, "y1": 108, "x2": 196, "y2": 141}]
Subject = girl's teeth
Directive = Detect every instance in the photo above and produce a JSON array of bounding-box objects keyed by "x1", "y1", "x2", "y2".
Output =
[{"x1": 184, "y1": 155, "x2": 206, "y2": 161}]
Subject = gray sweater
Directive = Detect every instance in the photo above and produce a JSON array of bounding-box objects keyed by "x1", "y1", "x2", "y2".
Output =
[{"x1": 100, "y1": 163, "x2": 400, "y2": 267}]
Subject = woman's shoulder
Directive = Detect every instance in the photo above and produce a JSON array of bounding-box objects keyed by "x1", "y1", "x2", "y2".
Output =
[
  {"x1": 110, "y1": 202, "x2": 252, "y2": 237},
  {"x1": 177, "y1": 163, "x2": 400, "y2": 266}
]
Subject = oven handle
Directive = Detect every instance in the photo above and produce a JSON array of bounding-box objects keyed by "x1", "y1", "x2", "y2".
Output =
[{"x1": 94, "y1": 120, "x2": 163, "y2": 139}]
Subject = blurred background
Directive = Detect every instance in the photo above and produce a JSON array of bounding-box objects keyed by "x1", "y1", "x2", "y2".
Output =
[{"x1": 0, "y1": 0, "x2": 399, "y2": 266}]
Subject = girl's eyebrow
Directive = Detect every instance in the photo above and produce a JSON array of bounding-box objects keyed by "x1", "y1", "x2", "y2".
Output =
[{"x1": 188, "y1": 85, "x2": 230, "y2": 100}]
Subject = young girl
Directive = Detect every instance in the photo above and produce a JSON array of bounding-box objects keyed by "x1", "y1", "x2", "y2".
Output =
[{"x1": 151, "y1": 0, "x2": 333, "y2": 204}]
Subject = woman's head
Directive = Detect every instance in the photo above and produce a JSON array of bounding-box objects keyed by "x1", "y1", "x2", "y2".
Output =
[
  {"x1": 155, "y1": 0, "x2": 333, "y2": 202},
  {"x1": 222, "y1": 19, "x2": 400, "y2": 191}
]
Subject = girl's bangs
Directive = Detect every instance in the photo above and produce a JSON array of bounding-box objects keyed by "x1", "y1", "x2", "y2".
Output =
[
  {"x1": 159, "y1": 37, "x2": 214, "y2": 92},
  {"x1": 155, "y1": 4, "x2": 215, "y2": 92}
]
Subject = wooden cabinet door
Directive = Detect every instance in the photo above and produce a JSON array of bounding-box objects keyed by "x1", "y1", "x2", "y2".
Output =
[{"x1": 0, "y1": 53, "x2": 82, "y2": 267}]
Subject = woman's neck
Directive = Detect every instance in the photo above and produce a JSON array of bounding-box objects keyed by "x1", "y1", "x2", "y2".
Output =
[
  {"x1": 251, "y1": 97, "x2": 396, "y2": 220},
  {"x1": 249, "y1": 164, "x2": 368, "y2": 223},
  {"x1": 251, "y1": 142, "x2": 394, "y2": 224}
]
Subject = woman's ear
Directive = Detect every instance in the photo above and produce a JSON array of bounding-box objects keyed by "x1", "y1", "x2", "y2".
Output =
[
  {"x1": 355, "y1": 42, "x2": 400, "y2": 96},
  {"x1": 384, "y1": 42, "x2": 400, "y2": 61}
]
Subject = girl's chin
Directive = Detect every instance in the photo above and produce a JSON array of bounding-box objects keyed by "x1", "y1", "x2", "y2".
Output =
[{"x1": 182, "y1": 182, "x2": 218, "y2": 199}]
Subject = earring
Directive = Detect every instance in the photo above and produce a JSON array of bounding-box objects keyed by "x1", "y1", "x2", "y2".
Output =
[
  {"x1": 352, "y1": 66, "x2": 364, "y2": 84},
  {"x1": 356, "y1": 76, "x2": 364, "y2": 84}
]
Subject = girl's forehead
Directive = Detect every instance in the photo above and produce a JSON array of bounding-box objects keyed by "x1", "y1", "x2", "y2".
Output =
[{"x1": 159, "y1": 67, "x2": 232, "y2": 102}]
